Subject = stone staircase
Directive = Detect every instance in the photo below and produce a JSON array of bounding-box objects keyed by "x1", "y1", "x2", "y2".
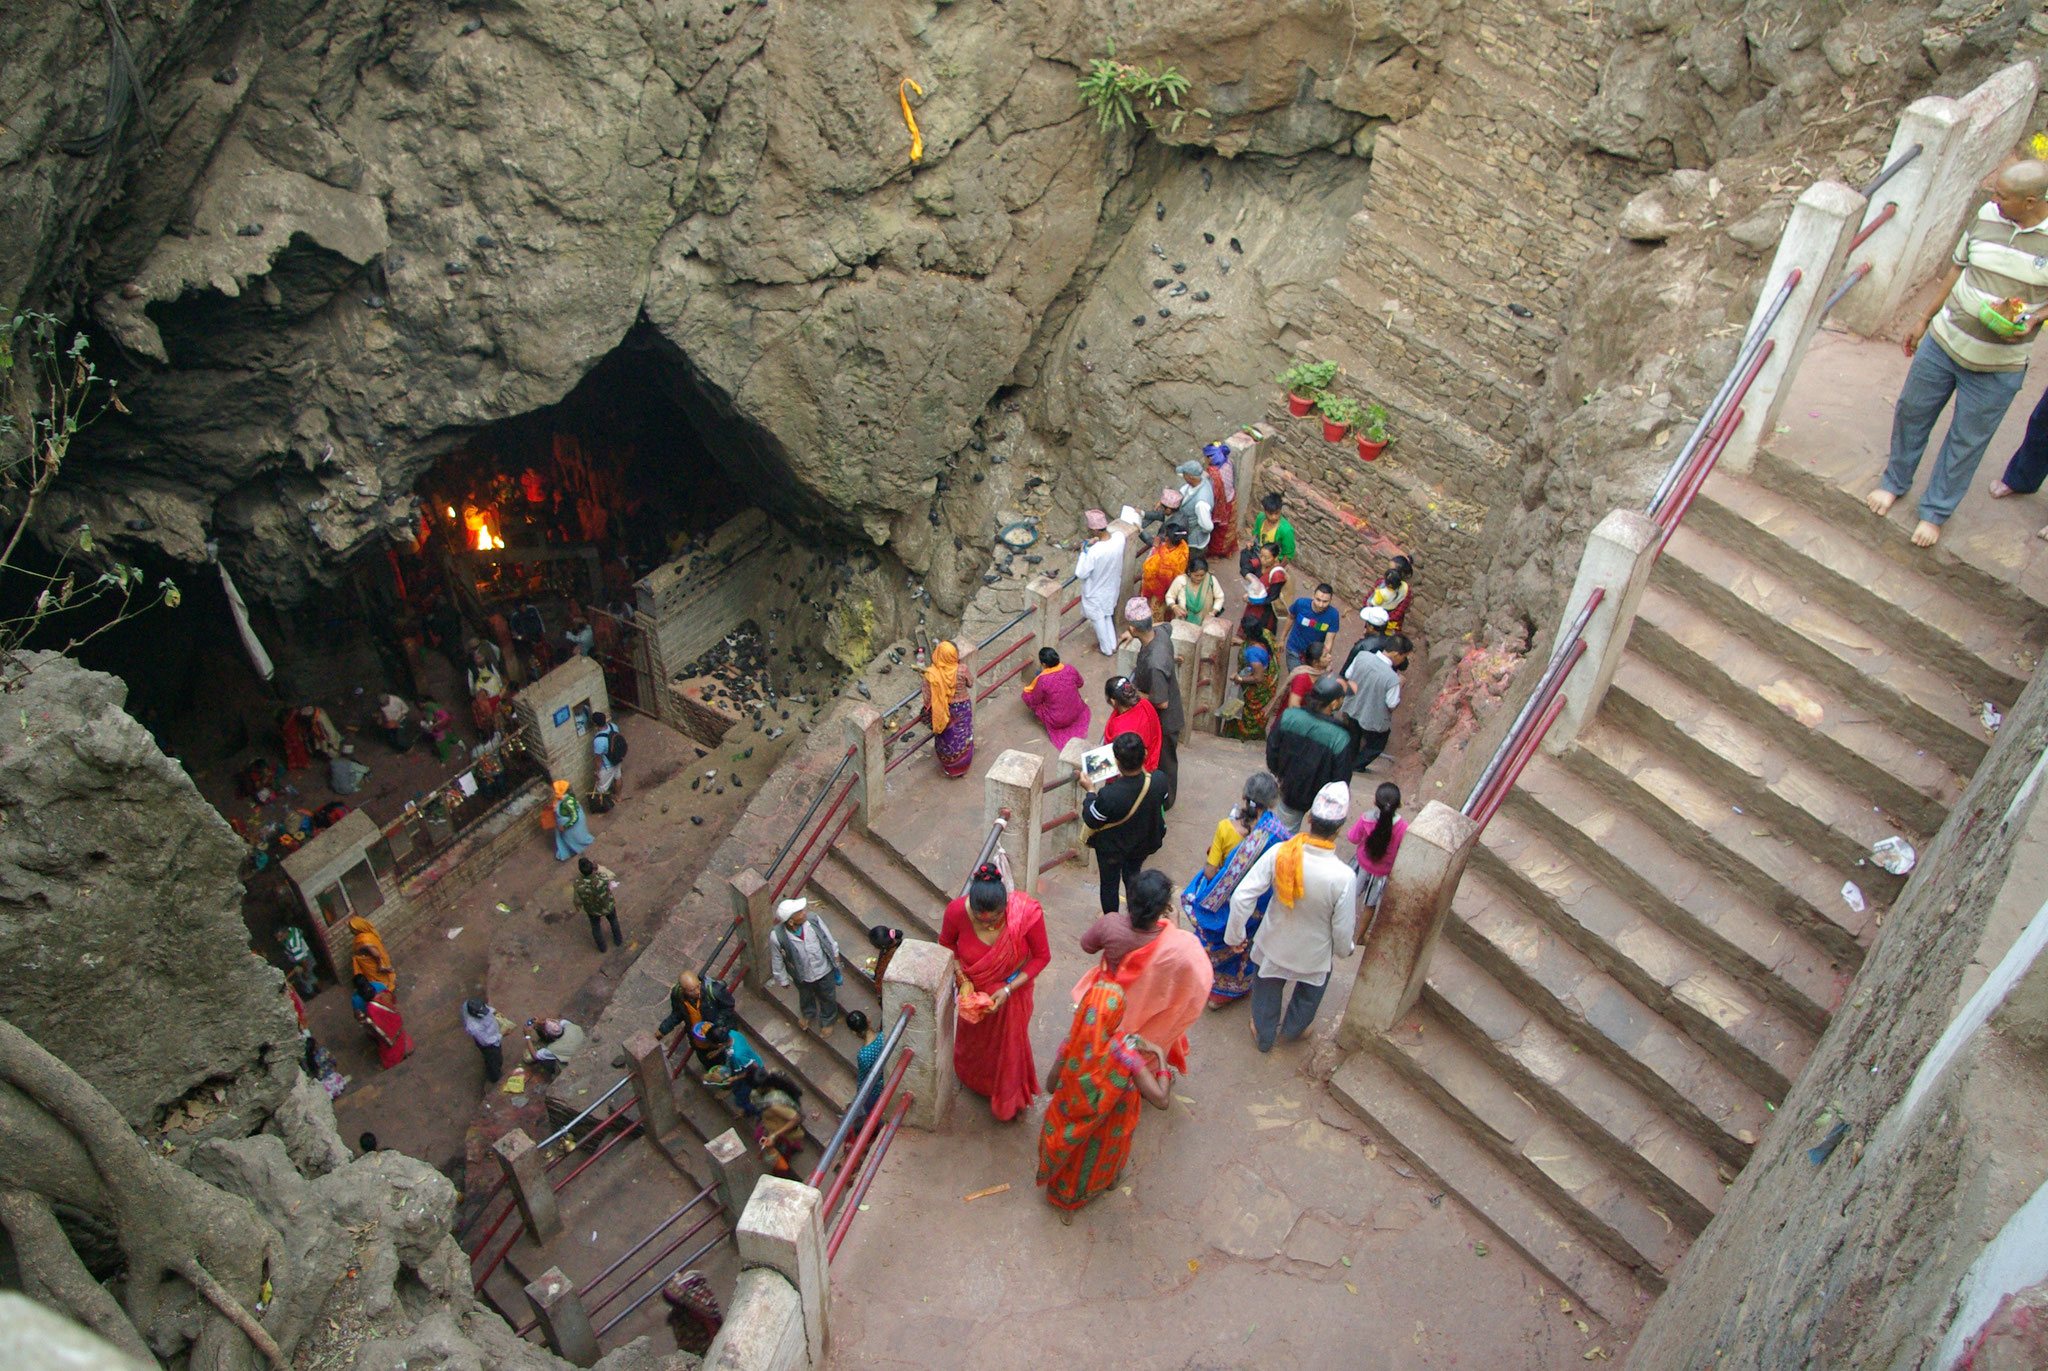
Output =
[{"x1": 1331, "y1": 462, "x2": 2047, "y2": 1324}]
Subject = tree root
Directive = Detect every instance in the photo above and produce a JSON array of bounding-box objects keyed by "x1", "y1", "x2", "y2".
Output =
[
  {"x1": 0, "y1": 1019, "x2": 291, "y2": 1368},
  {"x1": 0, "y1": 1188, "x2": 154, "y2": 1362}
]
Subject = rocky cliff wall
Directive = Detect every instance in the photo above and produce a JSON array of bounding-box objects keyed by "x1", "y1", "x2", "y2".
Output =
[{"x1": 0, "y1": 652, "x2": 298, "y2": 1135}]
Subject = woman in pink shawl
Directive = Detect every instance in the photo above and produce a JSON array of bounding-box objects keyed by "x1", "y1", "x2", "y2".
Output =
[
  {"x1": 1071, "y1": 869, "x2": 1214, "y2": 1077},
  {"x1": 1021, "y1": 648, "x2": 1092, "y2": 750},
  {"x1": 939, "y1": 861, "x2": 1052, "y2": 1121}
]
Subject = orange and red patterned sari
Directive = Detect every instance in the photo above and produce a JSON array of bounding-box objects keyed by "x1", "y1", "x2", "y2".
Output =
[{"x1": 1035, "y1": 979, "x2": 1142, "y2": 1212}]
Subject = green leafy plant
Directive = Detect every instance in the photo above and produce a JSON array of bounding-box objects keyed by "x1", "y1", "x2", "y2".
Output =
[
  {"x1": 1315, "y1": 393, "x2": 1364, "y2": 428},
  {"x1": 1360, "y1": 401, "x2": 1390, "y2": 443},
  {"x1": 1276, "y1": 359, "x2": 1339, "y2": 396},
  {"x1": 1077, "y1": 47, "x2": 1192, "y2": 131},
  {"x1": 0, "y1": 312, "x2": 178, "y2": 679}
]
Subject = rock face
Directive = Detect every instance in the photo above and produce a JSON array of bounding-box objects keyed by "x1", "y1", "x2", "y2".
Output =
[
  {"x1": 5, "y1": 0, "x2": 1401, "y2": 615},
  {"x1": 0, "y1": 651, "x2": 298, "y2": 1134}
]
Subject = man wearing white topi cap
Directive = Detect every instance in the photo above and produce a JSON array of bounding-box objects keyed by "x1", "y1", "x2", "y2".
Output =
[
  {"x1": 1225, "y1": 781, "x2": 1359, "y2": 1052},
  {"x1": 769, "y1": 897, "x2": 845, "y2": 1039}
]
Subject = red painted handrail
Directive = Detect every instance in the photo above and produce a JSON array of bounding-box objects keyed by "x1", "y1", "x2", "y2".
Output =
[
  {"x1": 826, "y1": 1095, "x2": 912, "y2": 1261},
  {"x1": 814, "y1": 1047, "x2": 913, "y2": 1204},
  {"x1": 1040, "y1": 808, "x2": 1078, "y2": 832},
  {"x1": 771, "y1": 776, "x2": 857, "y2": 900},
  {"x1": 1848, "y1": 201, "x2": 1896, "y2": 253},
  {"x1": 1472, "y1": 689, "x2": 1570, "y2": 830}
]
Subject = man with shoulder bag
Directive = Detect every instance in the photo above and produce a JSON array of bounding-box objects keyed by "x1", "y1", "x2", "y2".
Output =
[{"x1": 1081, "y1": 730, "x2": 1170, "y2": 915}]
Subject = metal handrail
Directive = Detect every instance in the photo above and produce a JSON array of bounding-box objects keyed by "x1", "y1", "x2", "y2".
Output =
[
  {"x1": 760, "y1": 747, "x2": 858, "y2": 886},
  {"x1": 593, "y1": 1229, "x2": 735, "y2": 1339},
  {"x1": 1041, "y1": 808, "x2": 1078, "y2": 832},
  {"x1": 1848, "y1": 201, "x2": 1897, "y2": 253},
  {"x1": 1471, "y1": 687, "x2": 1571, "y2": 829},
  {"x1": 537, "y1": 1074, "x2": 633, "y2": 1152},
  {"x1": 1820, "y1": 263, "x2": 1873, "y2": 319},
  {"x1": 1461, "y1": 586, "x2": 1604, "y2": 815},
  {"x1": 977, "y1": 605, "x2": 1036, "y2": 651},
  {"x1": 583, "y1": 1207, "x2": 724, "y2": 1319},
  {"x1": 1860, "y1": 142, "x2": 1922, "y2": 198},
  {"x1": 808, "y1": 1004, "x2": 916, "y2": 1186},
  {"x1": 1646, "y1": 269, "x2": 1801, "y2": 516},
  {"x1": 770, "y1": 774, "x2": 858, "y2": 900},
  {"x1": 962, "y1": 814, "x2": 1008, "y2": 896},
  {"x1": 511, "y1": 1186, "x2": 716, "y2": 1335},
  {"x1": 1654, "y1": 406, "x2": 1747, "y2": 546},
  {"x1": 826, "y1": 1095, "x2": 912, "y2": 1261}
]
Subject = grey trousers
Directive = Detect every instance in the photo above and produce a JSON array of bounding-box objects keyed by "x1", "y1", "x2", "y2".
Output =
[
  {"x1": 795, "y1": 974, "x2": 840, "y2": 1030},
  {"x1": 1249, "y1": 974, "x2": 1328, "y2": 1052}
]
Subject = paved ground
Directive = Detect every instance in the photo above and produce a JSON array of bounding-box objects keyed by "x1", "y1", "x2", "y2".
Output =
[
  {"x1": 1772, "y1": 326, "x2": 2048, "y2": 604},
  {"x1": 826, "y1": 638, "x2": 1633, "y2": 1368},
  {"x1": 305, "y1": 705, "x2": 803, "y2": 1171}
]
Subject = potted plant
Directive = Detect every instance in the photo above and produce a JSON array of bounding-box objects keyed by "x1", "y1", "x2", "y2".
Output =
[
  {"x1": 1356, "y1": 402, "x2": 1390, "y2": 460},
  {"x1": 1315, "y1": 392, "x2": 1363, "y2": 442},
  {"x1": 1277, "y1": 360, "x2": 1338, "y2": 416}
]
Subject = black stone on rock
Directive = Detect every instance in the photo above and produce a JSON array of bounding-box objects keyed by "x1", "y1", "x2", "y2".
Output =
[
  {"x1": 1155, "y1": 201, "x2": 1165, "y2": 220},
  {"x1": 236, "y1": 223, "x2": 264, "y2": 236},
  {"x1": 1229, "y1": 237, "x2": 1242, "y2": 253},
  {"x1": 1172, "y1": 263, "x2": 1185, "y2": 274},
  {"x1": 1132, "y1": 316, "x2": 1145, "y2": 327},
  {"x1": 1192, "y1": 290, "x2": 1210, "y2": 302},
  {"x1": 1158, "y1": 309, "x2": 1171, "y2": 318}
]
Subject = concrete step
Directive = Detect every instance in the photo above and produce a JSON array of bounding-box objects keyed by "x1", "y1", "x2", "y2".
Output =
[
  {"x1": 1510, "y1": 751, "x2": 1853, "y2": 1025},
  {"x1": 1604, "y1": 653, "x2": 1923, "y2": 878},
  {"x1": 1748, "y1": 446, "x2": 2048, "y2": 643},
  {"x1": 1447, "y1": 871, "x2": 1773, "y2": 1167},
  {"x1": 1377, "y1": 1000, "x2": 1694, "y2": 1280},
  {"x1": 1655, "y1": 522, "x2": 1992, "y2": 777},
  {"x1": 831, "y1": 828, "x2": 947, "y2": 941},
  {"x1": 1689, "y1": 470, "x2": 2041, "y2": 706},
  {"x1": 1474, "y1": 811, "x2": 1812, "y2": 1102},
  {"x1": 731, "y1": 980, "x2": 859, "y2": 1117},
  {"x1": 1631, "y1": 584, "x2": 1964, "y2": 836},
  {"x1": 1423, "y1": 939, "x2": 1726, "y2": 1232},
  {"x1": 1327, "y1": 1051, "x2": 1651, "y2": 1327},
  {"x1": 1567, "y1": 720, "x2": 1881, "y2": 957}
]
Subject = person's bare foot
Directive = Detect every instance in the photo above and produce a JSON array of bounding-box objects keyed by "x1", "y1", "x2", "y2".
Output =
[
  {"x1": 1990, "y1": 480, "x2": 2015, "y2": 498},
  {"x1": 2036, "y1": 523, "x2": 2048, "y2": 542},
  {"x1": 1912, "y1": 520, "x2": 1942, "y2": 548},
  {"x1": 1866, "y1": 489, "x2": 1897, "y2": 516}
]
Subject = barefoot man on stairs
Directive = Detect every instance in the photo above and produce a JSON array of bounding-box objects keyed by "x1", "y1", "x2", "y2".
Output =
[{"x1": 1869, "y1": 159, "x2": 2048, "y2": 548}]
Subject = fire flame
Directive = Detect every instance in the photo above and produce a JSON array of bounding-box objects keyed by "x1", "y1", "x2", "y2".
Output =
[{"x1": 474, "y1": 523, "x2": 503, "y2": 551}]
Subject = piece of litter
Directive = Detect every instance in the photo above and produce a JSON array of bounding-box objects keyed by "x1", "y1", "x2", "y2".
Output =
[
  {"x1": 962, "y1": 1184, "x2": 1011, "y2": 1203},
  {"x1": 1560, "y1": 1299, "x2": 1573, "y2": 1313},
  {"x1": 1475, "y1": 1241, "x2": 1490, "y2": 1256},
  {"x1": 1870, "y1": 836, "x2": 1916, "y2": 875},
  {"x1": 494, "y1": 901, "x2": 511, "y2": 914},
  {"x1": 1346, "y1": 1281, "x2": 1360, "y2": 1294},
  {"x1": 1174, "y1": 1094, "x2": 1197, "y2": 1105},
  {"x1": 1981, "y1": 702, "x2": 2003, "y2": 732},
  {"x1": 533, "y1": 964, "x2": 542, "y2": 973},
  {"x1": 1575, "y1": 1318, "x2": 1590, "y2": 1334},
  {"x1": 1840, "y1": 881, "x2": 1865, "y2": 913},
  {"x1": 591, "y1": 1230, "x2": 598, "y2": 1243},
  {"x1": 1732, "y1": 805, "x2": 1743, "y2": 814},
  {"x1": 1340, "y1": 1255, "x2": 1353, "y2": 1267},
  {"x1": 445, "y1": 926, "x2": 464, "y2": 940},
  {"x1": 858, "y1": 1204, "x2": 870, "y2": 1212},
  {"x1": 1189, "y1": 1259, "x2": 1200, "y2": 1272},
  {"x1": 501, "y1": 1069, "x2": 527, "y2": 1095}
]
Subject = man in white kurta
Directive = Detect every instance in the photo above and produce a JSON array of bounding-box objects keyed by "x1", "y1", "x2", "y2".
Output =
[
  {"x1": 1227, "y1": 781, "x2": 1359, "y2": 1052},
  {"x1": 1073, "y1": 510, "x2": 1127, "y2": 656}
]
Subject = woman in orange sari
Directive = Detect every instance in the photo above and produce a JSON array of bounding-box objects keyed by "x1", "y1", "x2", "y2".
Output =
[
  {"x1": 938, "y1": 862, "x2": 1050, "y2": 1121},
  {"x1": 921, "y1": 641, "x2": 974, "y2": 778},
  {"x1": 1139, "y1": 522, "x2": 1189, "y2": 622},
  {"x1": 348, "y1": 916, "x2": 396, "y2": 998},
  {"x1": 1038, "y1": 871, "x2": 1212, "y2": 1216}
]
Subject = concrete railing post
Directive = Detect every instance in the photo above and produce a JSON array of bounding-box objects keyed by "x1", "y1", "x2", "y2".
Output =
[
  {"x1": 1229, "y1": 429, "x2": 1263, "y2": 547},
  {"x1": 983, "y1": 749, "x2": 1045, "y2": 894},
  {"x1": 1051, "y1": 737, "x2": 1091, "y2": 866},
  {"x1": 843, "y1": 703, "x2": 885, "y2": 833},
  {"x1": 1340, "y1": 802, "x2": 1481, "y2": 1043},
  {"x1": 492, "y1": 1128, "x2": 562, "y2": 1244},
  {"x1": 1721, "y1": 180, "x2": 1865, "y2": 474},
  {"x1": 954, "y1": 639, "x2": 979, "y2": 748},
  {"x1": 880, "y1": 940, "x2": 956, "y2": 1131},
  {"x1": 1197, "y1": 616, "x2": 1232, "y2": 732},
  {"x1": 524, "y1": 1267, "x2": 600, "y2": 1367},
  {"x1": 736, "y1": 1177, "x2": 830, "y2": 1364},
  {"x1": 729, "y1": 867, "x2": 773, "y2": 991},
  {"x1": 705, "y1": 1128, "x2": 764, "y2": 1224},
  {"x1": 1170, "y1": 620, "x2": 1203, "y2": 742},
  {"x1": 1838, "y1": 62, "x2": 2040, "y2": 336},
  {"x1": 623, "y1": 1029, "x2": 680, "y2": 1148},
  {"x1": 1542, "y1": 509, "x2": 1662, "y2": 755},
  {"x1": 1027, "y1": 576, "x2": 1061, "y2": 662}
]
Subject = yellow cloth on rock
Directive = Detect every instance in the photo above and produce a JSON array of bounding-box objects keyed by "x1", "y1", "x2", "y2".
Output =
[
  {"x1": 924, "y1": 641, "x2": 961, "y2": 736},
  {"x1": 1271, "y1": 834, "x2": 1335, "y2": 906}
]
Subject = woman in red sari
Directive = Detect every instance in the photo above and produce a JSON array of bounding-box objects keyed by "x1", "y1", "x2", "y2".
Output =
[
  {"x1": 1101, "y1": 676, "x2": 1163, "y2": 774},
  {"x1": 938, "y1": 861, "x2": 1050, "y2": 1121},
  {"x1": 353, "y1": 975, "x2": 414, "y2": 1069}
]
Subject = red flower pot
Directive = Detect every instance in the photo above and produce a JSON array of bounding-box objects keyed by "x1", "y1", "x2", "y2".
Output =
[
  {"x1": 1321, "y1": 417, "x2": 1351, "y2": 442},
  {"x1": 1287, "y1": 392, "x2": 1315, "y2": 416},
  {"x1": 1357, "y1": 436, "x2": 1388, "y2": 461}
]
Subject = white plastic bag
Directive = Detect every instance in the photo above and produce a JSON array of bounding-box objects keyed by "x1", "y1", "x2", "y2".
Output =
[
  {"x1": 1840, "y1": 881, "x2": 1866, "y2": 913},
  {"x1": 1870, "y1": 836, "x2": 1916, "y2": 876}
]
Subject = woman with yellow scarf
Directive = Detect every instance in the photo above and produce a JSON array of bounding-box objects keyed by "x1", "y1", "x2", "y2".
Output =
[{"x1": 922, "y1": 641, "x2": 975, "y2": 777}]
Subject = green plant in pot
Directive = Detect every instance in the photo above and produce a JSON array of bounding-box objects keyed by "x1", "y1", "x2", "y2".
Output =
[
  {"x1": 1314, "y1": 392, "x2": 1363, "y2": 442},
  {"x1": 1278, "y1": 360, "x2": 1338, "y2": 415},
  {"x1": 1357, "y1": 401, "x2": 1390, "y2": 460}
]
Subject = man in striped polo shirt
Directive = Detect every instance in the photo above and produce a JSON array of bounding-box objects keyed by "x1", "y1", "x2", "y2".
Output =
[{"x1": 1870, "y1": 159, "x2": 2048, "y2": 547}]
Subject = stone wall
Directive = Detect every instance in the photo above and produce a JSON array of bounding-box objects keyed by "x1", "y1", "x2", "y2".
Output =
[{"x1": 1625, "y1": 654, "x2": 2048, "y2": 1367}]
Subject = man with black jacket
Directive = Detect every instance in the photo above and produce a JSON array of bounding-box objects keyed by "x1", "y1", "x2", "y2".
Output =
[
  {"x1": 1081, "y1": 731, "x2": 1170, "y2": 914},
  {"x1": 1265, "y1": 677, "x2": 1356, "y2": 829}
]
